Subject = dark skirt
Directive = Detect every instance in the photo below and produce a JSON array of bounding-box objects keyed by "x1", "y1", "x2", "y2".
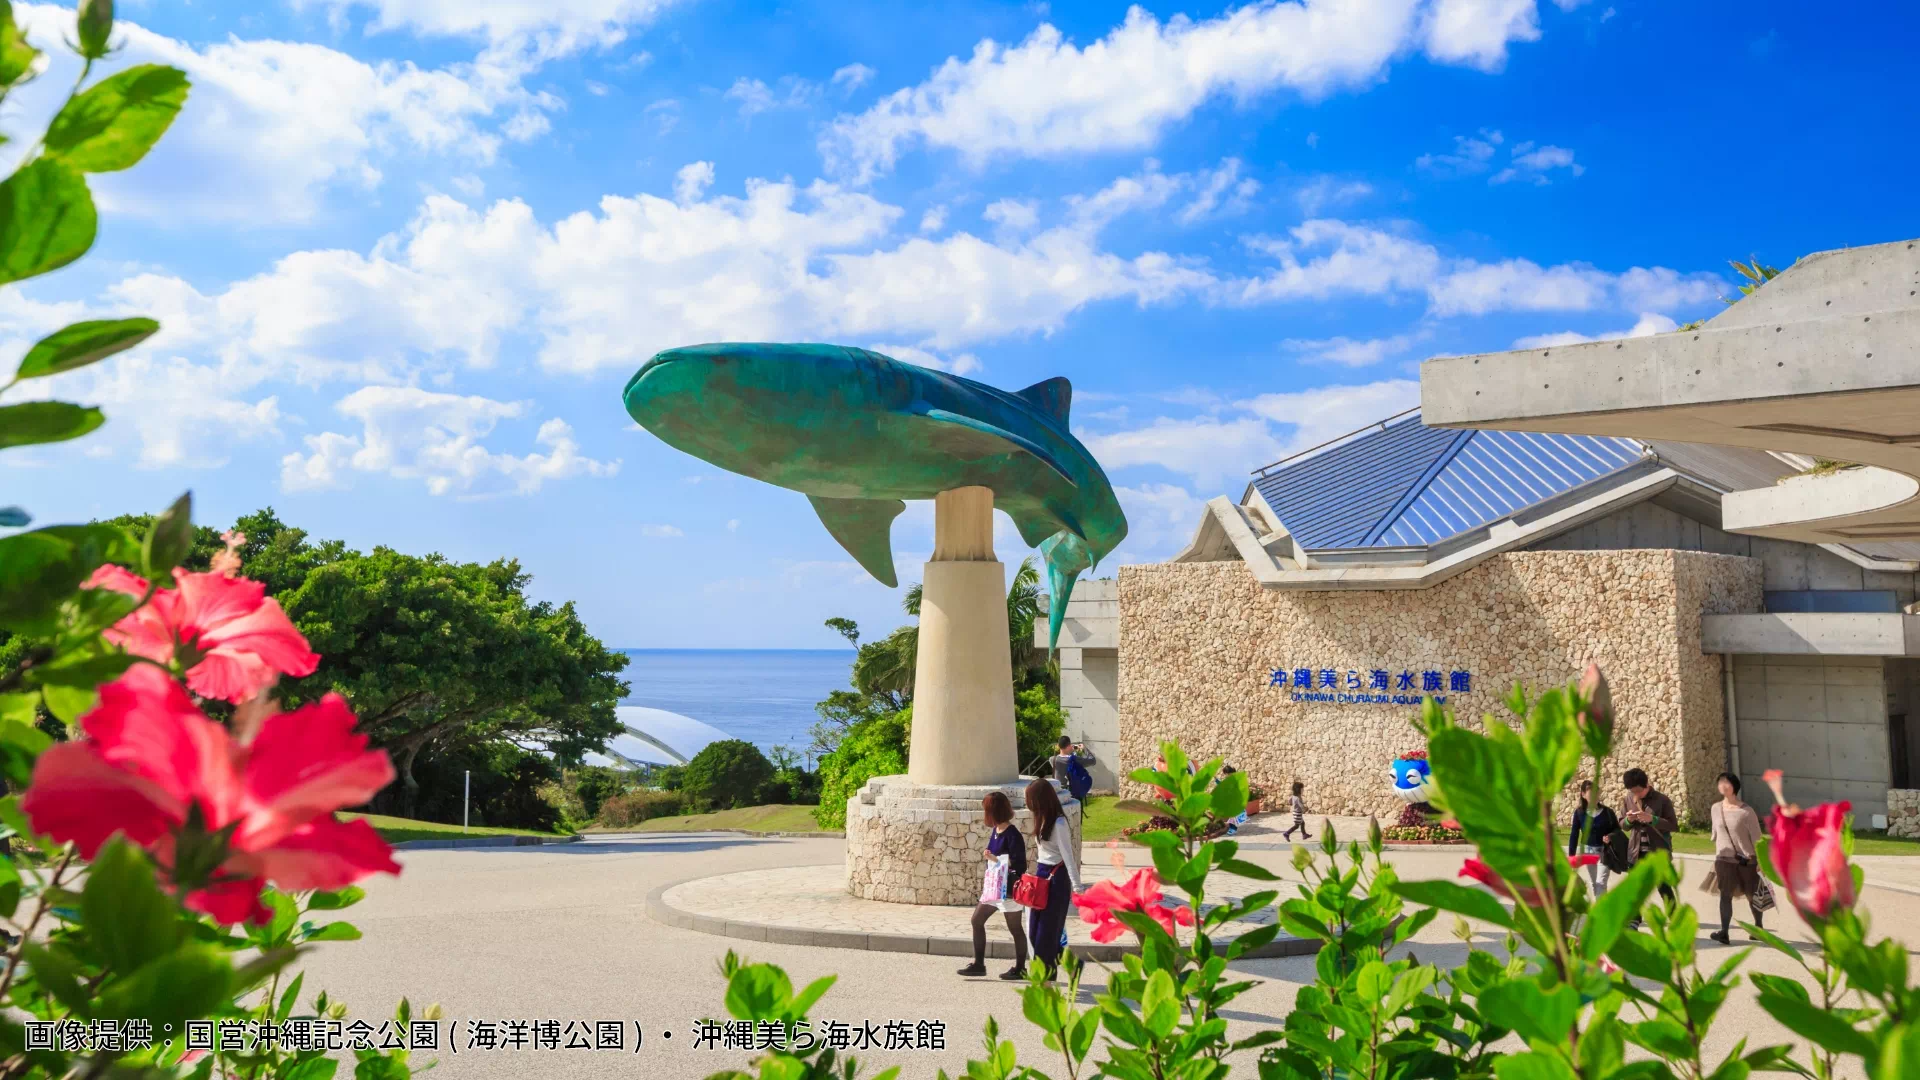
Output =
[{"x1": 1711, "y1": 855, "x2": 1761, "y2": 898}]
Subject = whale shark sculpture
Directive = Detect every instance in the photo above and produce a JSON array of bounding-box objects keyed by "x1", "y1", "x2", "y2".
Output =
[{"x1": 623, "y1": 343, "x2": 1127, "y2": 651}]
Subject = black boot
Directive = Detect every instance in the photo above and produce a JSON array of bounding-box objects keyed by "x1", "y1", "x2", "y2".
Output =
[
  {"x1": 956, "y1": 962, "x2": 987, "y2": 977},
  {"x1": 998, "y1": 964, "x2": 1025, "y2": 980},
  {"x1": 1709, "y1": 930, "x2": 1730, "y2": 945}
]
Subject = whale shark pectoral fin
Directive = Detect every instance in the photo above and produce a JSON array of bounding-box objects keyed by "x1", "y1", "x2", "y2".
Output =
[
  {"x1": 913, "y1": 406, "x2": 1079, "y2": 489},
  {"x1": 807, "y1": 495, "x2": 906, "y2": 588},
  {"x1": 1013, "y1": 377, "x2": 1072, "y2": 425},
  {"x1": 1037, "y1": 530, "x2": 1094, "y2": 657}
]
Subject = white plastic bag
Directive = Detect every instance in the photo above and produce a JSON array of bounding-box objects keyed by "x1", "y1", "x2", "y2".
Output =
[{"x1": 981, "y1": 853, "x2": 1009, "y2": 905}]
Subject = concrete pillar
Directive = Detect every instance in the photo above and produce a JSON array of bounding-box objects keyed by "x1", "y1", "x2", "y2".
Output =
[{"x1": 908, "y1": 487, "x2": 1019, "y2": 785}]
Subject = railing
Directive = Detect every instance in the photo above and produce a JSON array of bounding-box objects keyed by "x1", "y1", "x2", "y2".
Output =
[{"x1": 1250, "y1": 406, "x2": 1420, "y2": 477}]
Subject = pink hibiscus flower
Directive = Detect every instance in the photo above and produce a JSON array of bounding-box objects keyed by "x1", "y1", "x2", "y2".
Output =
[
  {"x1": 1071, "y1": 868, "x2": 1196, "y2": 943},
  {"x1": 1458, "y1": 856, "x2": 1593, "y2": 907},
  {"x1": 1761, "y1": 770, "x2": 1856, "y2": 919},
  {"x1": 21, "y1": 665, "x2": 399, "y2": 924},
  {"x1": 85, "y1": 564, "x2": 319, "y2": 704}
]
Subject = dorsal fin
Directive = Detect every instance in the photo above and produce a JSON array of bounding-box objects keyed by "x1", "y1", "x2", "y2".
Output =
[{"x1": 1013, "y1": 377, "x2": 1071, "y2": 424}]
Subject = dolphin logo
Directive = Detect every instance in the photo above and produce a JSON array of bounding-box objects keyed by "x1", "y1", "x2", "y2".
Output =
[{"x1": 624, "y1": 343, "x2": 1127, "y2": 651}]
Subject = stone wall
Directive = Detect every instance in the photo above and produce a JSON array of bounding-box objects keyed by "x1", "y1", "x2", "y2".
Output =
[
  {"x1": 1889, "y1": 789, "x2": 1920, "y2": 838},
  {"x1": 1116, "y1": 550, "x2": 1763, "y2": 824},
  {"x1": 844, "y1": 776, "x2": 1082, "y2": 906}
]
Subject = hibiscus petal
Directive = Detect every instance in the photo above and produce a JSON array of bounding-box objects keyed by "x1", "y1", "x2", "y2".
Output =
[
  {"x1": 247, "y1": 817, "x2": 399, "y2": 892},
  {"x1": 238, "y1": 696, "x2": 394, "y2": 848},
  {"x1": 82, "y1": 564, "x2": 148, "y2": 597},
  {"x1": 185, "y1": 651, "x2": 281, "y2": 706},
  {"x1": 76, "y1": 666, "x2": 243, "y2": 823},
  {"x1": 172, "y1": 570, "x2": 269, "y2": 636},
  {"x1": 20, "y1": 742, "x2": 183, "y2": 857},
  {"x1": 1088, "y1": 916, "x2": 1125, "y2": 944},
  {"x1": 185, "y1": 876, "x2": 273, "y2": 925},
  {"x1": 192, "y1": 595, "x2": 319, "y2": 681}
]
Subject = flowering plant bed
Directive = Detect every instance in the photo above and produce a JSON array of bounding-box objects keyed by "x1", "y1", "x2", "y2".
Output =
[{"x1": 1380, "y1": 824, "x2": 1467, "y2": 844}]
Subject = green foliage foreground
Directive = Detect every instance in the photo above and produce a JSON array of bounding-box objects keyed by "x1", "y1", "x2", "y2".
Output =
[{"x1": 703, "y1": 676, "x2": 1920, "y2": 1080}]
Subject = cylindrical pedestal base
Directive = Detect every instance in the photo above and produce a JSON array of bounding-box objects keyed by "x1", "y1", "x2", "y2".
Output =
[
  {"x1": 844, "y1": 775, "x2": 1082, "y2": 905},
  {"x1": 908, "y1": 559, "x2": 1019, "y2": 785}
]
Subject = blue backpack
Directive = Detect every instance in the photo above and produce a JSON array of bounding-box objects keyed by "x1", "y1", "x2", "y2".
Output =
[{"x1": 1064, "y1": 754, "x2": 1094, "y2": 801}]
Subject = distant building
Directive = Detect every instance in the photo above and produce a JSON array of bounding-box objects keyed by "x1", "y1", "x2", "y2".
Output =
[{"x1": 1046, "y1": 411, "x2": 1920, "y2": 825}]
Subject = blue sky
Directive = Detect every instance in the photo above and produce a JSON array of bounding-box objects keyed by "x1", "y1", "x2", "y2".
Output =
[{"x1": 7, "y1": 0, "x2": 1916, "y2": 648}]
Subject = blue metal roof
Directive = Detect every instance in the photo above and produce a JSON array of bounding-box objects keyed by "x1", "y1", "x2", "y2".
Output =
[{"x1": 1251, "y1": 416, "x2": 1646, "y2": 550}]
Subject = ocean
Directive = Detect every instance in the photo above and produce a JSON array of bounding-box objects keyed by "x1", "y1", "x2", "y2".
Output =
[{"x1": 608, "y1": 648, "x2": 856, "y2": 766}]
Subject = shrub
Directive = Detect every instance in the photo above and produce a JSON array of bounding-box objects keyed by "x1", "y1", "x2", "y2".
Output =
[
  {"x1": 812, "y1": 706, "x2": 910, "y2": 829},
  {"x1": 683, "y1": 739, "x2": 777, "y2": 811},
  {"x1": 1014, "y1": 682, "x2": 1065, "y2": 774},
  {"x1": 596, "y1": 789, "x2": 687, "y2": 827}
]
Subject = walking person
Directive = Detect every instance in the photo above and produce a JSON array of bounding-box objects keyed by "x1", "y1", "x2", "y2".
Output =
[
  {"x1": 1024, "y1": 778, "x2": 1081, "y2": 981},
  {"x1": 958, "y1": 791, "x2": 1029, "y2": 979},
  {"x1": 1569, "y1": 780, "x2": 1620, "y2": 896},
  {"x1": 1621, "y1": 767, "x2": 1677, "y2": 928},
  {"x1": 1282, "y1": 781, "x2": 1312, "y2": 841},
  {"x1": 1705, "y1": 773, "x2": 1770, "y2": 945}
]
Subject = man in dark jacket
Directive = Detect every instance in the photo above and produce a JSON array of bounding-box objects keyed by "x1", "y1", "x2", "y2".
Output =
[{"x1": 1621, "y1": 767, "x2": 1678, "y2": 927}]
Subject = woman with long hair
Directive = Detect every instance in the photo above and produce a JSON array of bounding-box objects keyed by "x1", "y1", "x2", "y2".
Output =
[
  {"x1": 958, "y1": 790, "x2": 1028, "y2": 979},
  {"x1": 1024, "y1": 778, "x2": 1081, "y2": 980}
]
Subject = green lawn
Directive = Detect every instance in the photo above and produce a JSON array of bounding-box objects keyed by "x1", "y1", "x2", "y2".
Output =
[
  {"x1": 593, "y1": 803, "x2": 830, "y2": 834},
  {"x1": 342, "y1": 812, "x2": 565, "y2": 845},
  {"x1": 1082, "y1": 795, "x2": 1155, "y2": 844},
  {"x1": 1670, "y1": 828, "x2": 1920, "y2": 857}
]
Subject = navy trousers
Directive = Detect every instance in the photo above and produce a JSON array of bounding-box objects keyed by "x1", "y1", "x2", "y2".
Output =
[{"x1": 1026, "y1": 862, "x2": 1071, "y2": 975}]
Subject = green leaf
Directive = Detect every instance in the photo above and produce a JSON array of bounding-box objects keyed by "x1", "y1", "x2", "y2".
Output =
[
  {"x1": 0, "y1": 2, "x2": 41, "y2": 88},
  {"x1": 281, "y1": 1058, "x2": 339, "y2": 1080},
  {"x1": 724, "y1": 962, "x2": 794, "y2": 1022},
  {"x1": 1481, "y1": 979, "x2": 1579, "y2": 1045},
  {"x1": 0, "y1": 157, "x2": 97, "y2": 286},
  {"x1": 1607, "y1": 929, "x2": 1673, "y2": 982},
  {"x1": 1582, "y1": 853, "x2": 1664, "y2": 960},
  {"x1": 277, "y1": 971, "x2": 305, "y2": 1024},
  {"x1": 14, "y1": 318, "x2": 159, "y2": 381},
  {"x1": 307, "y1": 885, "x2": 366, "y2": 910},
  {"x1": 81, "y1": 836, "x2": 184, "y2": 975},
  {"x1": 1389, "y1": 879, "x2": 1514, "y2": 928},
  {"x1": 1140, "y1": 968, "x2": 1178, "y2": 1039},
  {"x1": 0, "y1": 401, "x2": 104, "y2": 449},
  {"x1": 1491, "y1": 1050, "x2": 1577, "y2": 1080},
  {"x1": 19, "y1": 943, "x2": 91, "y2": 1015},
  {"x1": 32, "y1": 649, "x2": 135, "y2": 690},
  {"x1": 44, "y1": 65, "x2": 191, "y2": 173},
  {"x1": 0, "y1": 524, "x2": 132, "y2": 632},
  {"x1": 1209, "y1": 769, "x2": 1248, "y2": 821},
  {"x1": 1625, "y1": 1017, "x2": 1697, "y2": 1059},
  {"x1": 302, "y1": 921, "x2": 362, "y2": 942},
  {"x1": 1753, "y1": 990, "x2": 1877, "y2": 1058},
  {"x1": 142, "y1": 491, "x2": 192, "y2": 578},
  {"x1": 1427, "y1": 726, "x2": 1540, "y2": 872},
  {"x1": 1219, "y1": 857, "x2": 1278, "y2": 881},
  {"x1": 1754, "y1": 836, "x2": 1782, "y2": 886}
]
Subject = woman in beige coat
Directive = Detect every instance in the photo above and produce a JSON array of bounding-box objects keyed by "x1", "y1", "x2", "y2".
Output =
[{"x1": 1706, "y1": 772, "x2": 1768, "y2": 945}]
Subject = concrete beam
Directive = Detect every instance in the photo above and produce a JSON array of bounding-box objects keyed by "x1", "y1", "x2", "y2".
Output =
[
  {"x1": 1701, "y1": 613, "x2": 1920, "y2": 656},
  {"x1": 1420, "y1": 237, "x2": 1920, "y2": 543}
]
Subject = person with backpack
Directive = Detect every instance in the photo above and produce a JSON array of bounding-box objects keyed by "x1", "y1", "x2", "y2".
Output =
[{"x1": 1051, "y1": 736, "x2": 1094, "y2": 803}]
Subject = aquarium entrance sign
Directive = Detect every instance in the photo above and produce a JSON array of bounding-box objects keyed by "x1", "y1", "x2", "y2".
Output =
[{"x1": 1267, "y1": 664, "x2": 1471, "y2": 706}]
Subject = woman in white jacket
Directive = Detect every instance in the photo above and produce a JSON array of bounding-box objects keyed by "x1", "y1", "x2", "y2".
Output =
[{"x1": 1023, "y1": 778, "x2": 1080, "y2": 980}]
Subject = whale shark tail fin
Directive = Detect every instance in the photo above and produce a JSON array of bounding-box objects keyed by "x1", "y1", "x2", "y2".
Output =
[{"x1": 1037, "y1": 529, "x2": 1095, "y2": 657}]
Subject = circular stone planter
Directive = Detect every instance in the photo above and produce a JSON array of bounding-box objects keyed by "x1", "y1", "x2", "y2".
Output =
[{"x1": 844, "y1": 775, "x2": 1081, "y2": 906}]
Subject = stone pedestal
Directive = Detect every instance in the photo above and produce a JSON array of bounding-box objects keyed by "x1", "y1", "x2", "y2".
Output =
[
  {"x1": 908, "y1": 487, "x2": 1019, "y2": 785},
  {"x1": 844, "y1": 776, "x2": 1082, "y2": 906}
]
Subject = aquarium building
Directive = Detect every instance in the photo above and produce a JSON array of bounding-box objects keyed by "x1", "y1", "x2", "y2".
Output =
[{"x1": 1046, "y1": 411, "x2": 1920, "y2": 826}]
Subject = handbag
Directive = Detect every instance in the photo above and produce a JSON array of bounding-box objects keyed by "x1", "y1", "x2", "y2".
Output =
[
  {"x1": 981, "y1": 855, "x2": 1010, "y2": 906},
  {"x1": 1751, "y1": 873, "x2": 1778, "y2": 913},
  {"x1": 1012, "y1": 870, "x2": 1051, "y2": 910}
]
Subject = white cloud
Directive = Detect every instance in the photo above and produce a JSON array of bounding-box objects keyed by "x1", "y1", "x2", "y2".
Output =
[
  {"x1": 639, "y1": 523, "x2": 684, "y2": 537},
  {"x1": 280, "y1": 386, "x2": 617, "y2": 495},
  {"x1": 1420, "y1": 0, "x2": 1541, "y2": 70},
  {"x1": 1177, "y1": 158, "x2": 1259, "y2": 224},
  {"x1": 1230, "y1": 220, "x2": 1442, "y2": 303},
  {"x1": 1114, "y1": 482, "x2": 1209, "y2": 553},
  {"x1": 13, "y1": 4, "x2": 556, "y2": 224},
  {"x1": 1418, "y1": 129, "x2": 1582, "y2": 185},
  {"x1": 983, "y1": 198, "x2": 1040, "y2": 231},
  {"x1": 1282, "y1": 330, "x2": 1429, "y2": 367},
  {"x1": 674, "y1": 160, "x2": 716, "y2": 202},
  {"x1": 295, "y1": 0, "x2": 679, "y2": 57},
  {"x1": 831, "y1": 63, "x2": 876, "y2": 92},
  {"x1": 821, "y1": 0, "x2": 1551, "y2": 182},
  {"x1": 1415, "y1": 128, "x2": 1504, "y2": 176},
  {"x1": 1295, "y1": 175, "x2": 1373, "y2": 214},
  {"x1": 726, "y1": 518, "x2": 741, "y2": 532},
  {"x1": 1490, "y1": 140, "x2": 1583, "y2": 184},
  {"x1": 725, "y1": 75, "x2": 817, "y2": 117},
  {"x1": 1512, "y1": 312, "x2": 1678, "y2": 349},
  {"x1": 918, "y1": 206, "x2": 948, "y2": 233},
  {"x1": 1427, "y1": 260, "x2": 1718, "y2": 316},
  {"x1": 866, "y1": 343, "x2": 983, "y2": 376}
]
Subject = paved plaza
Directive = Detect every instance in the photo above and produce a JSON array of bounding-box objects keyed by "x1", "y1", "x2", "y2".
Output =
[{"x1": 286, "y1": 829, "x2": 1913, "y2": 1079}]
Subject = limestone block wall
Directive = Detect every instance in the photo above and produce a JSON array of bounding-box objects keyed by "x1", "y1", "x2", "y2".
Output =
[
  {"x1": 844, "y1": 776, "x2": 1082, "y2": 906},
  {"x1": 1889, "y1": 789, "x2": 1920, "y2": 838},
  {"x1": 1117, "y1": 550, "x2": 1762, "y2": 825}
]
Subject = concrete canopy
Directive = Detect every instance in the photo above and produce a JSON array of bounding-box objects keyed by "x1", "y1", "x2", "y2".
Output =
[{"x1": 1419, "y1": 237, "x2": 1920, "y2": 544}]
